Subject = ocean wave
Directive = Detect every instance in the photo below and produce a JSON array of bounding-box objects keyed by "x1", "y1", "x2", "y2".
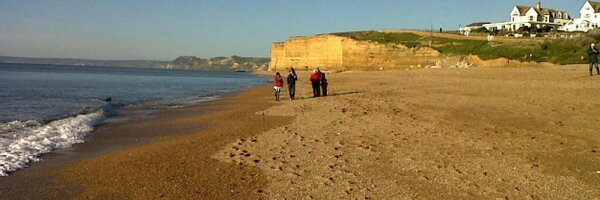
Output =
[
  {"x1": 168, "y1": 95, "x2": 221, "y2": 108},
  {"x1": 0, "y1": 110, "x2": 104, "y2": 176},
  {"x1": 123, "y1": 94, "x2": 222, "y2": 110}
]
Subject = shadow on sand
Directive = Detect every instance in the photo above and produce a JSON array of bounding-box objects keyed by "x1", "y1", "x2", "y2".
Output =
[{"x1": 286, "y1": 91, "x2": 362, "y2": 101}]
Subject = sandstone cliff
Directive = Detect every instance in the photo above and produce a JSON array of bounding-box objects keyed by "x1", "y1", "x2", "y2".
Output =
[
  {"x1": 269, "y1": 34, "x2": 442, "y2": 71},
  {"x1": 168, "y1": 55, "x2": 269, "y2": 71}
]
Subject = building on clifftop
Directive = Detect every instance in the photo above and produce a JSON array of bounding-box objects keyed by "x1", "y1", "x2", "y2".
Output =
[
  {"x1": 483, "y1": 1, "x2": 571, "y2": 32},
  {"x1": 560, "y1": 1, "x2": 600, "y2": 32}
]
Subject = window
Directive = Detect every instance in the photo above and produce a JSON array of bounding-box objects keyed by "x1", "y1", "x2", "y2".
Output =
[
  {"x1": 530, "y1": 16, "x2": 534, "y2": 21},
  {"x1": 586, "y1": 14, "x2": 591, "y2": 18},
  {"x1": 512, "y1": 17, "x2": 515, "y2": 22}
]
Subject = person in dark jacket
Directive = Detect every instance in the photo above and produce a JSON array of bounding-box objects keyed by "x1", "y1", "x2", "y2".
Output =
[
  {"x1": 310, "y1": 69, "x2": 321, "y2": 97},
  {"x1": 588, "y1": 43, "x2": 600, "y2": 76},
  {"x1": 319, "y1": 69, "x2": 328, "y2": 96},
  {"x1": 287, "y1": 67, "x2": 298, "y2": 100},
  {"x1": 273, "y1": 72, "x2": 284, "y2": 101}
]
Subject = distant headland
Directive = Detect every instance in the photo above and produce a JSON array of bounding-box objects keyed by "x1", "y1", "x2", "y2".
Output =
[{"x1": 0, "y1": 55, "x2": 269, "y2": 72}]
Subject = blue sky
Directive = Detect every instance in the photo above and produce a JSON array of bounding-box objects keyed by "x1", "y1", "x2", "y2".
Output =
[{"x1": 0, "y1": 0, "x2": 585, "y2": 60}]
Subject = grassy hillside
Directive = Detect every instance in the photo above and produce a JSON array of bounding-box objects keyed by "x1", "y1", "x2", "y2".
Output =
[
  {"x1": 333, "y1": 31, "x2": 594, "y2": 65},
  {"x1": 334, "y1": 31, "x2": 422, "y2": 48}
]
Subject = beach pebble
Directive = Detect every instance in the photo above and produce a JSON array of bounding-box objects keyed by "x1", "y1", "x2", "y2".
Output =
[{"x1": 596, "y1": 171, "x2": 600, "y2": 174}]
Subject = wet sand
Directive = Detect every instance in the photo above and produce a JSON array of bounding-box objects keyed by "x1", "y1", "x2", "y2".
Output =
[
  {"x1": 2, "y1": 66, "x2": 600, "y2": 199},
  {"x1": 0, "y1": 102, "x2": 214, "y2": 199}
]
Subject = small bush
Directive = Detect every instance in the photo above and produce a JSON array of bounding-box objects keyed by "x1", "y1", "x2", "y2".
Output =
[
  {"x1": 399, "y1": 41, "x2": 420, "y2": 48},
  {"x1": 471, "y1": 27, "x2": 489, "y2": 33},
  {"x1": 539, "y1": 26, "x2": 553, "y2": 33}
]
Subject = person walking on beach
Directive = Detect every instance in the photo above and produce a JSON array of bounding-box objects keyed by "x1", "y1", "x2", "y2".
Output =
[
  {"x1": 588, "y1": 43, "x2": 600, "y2": 76},
  {"x1": 310, "y1": 69, "x2": 321, "y2": 97},
  {"x1": 287, "y1": 67, "x2": 298, "y2": 100},
  {"x1": 319, "y1": 69, "x2": 328, "y2": 96},
  {"x1": 273, "y1": 72, "x2": 284, "y2": 101}
]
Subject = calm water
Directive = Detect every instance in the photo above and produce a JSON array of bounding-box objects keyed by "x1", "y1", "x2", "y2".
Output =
[{"x1": 0, "y1": 63, "x2": 269, "y2": 176}]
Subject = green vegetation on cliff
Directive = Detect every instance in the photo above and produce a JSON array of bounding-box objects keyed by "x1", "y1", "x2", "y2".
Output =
[
  {"x1": 334, "y1": 31, "x2": 421, "y2": 48},
  {"x1": 334, "y1": 31, "x2": 594, "y2": 65},
  {"x1": 429, "y1": 37, "x2": 585, "y2": 64}
]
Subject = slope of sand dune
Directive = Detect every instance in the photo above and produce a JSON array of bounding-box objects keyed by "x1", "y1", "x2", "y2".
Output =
[{"x1": 216, "y1": 66, "x2": 600, "y2": 199}]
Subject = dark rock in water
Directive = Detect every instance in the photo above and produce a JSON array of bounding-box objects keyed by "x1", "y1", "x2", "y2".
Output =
[{"x1": 105, "y1": 97, "x2": 112, "y2": 102}]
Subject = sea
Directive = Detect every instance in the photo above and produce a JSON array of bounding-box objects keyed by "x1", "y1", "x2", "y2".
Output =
[{"x1": 0, "y1": 63, "x2": 269, "y2": 176}]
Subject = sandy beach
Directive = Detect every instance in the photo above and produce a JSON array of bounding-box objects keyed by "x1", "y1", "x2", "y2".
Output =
[
  {"x1": 2, "y1": 66, "x2": 600, "y2": 199},
  {"x1": 217, "y1": 66, "x2": 600, "y2": 199}
]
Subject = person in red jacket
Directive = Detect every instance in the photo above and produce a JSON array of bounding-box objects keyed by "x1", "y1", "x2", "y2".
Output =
[
  {"x1": 273, "y1": 72, "x2": 284, "y2": 101},
  {"x1": 310, "y1": 69, "x2": 321, "y2": 97}
]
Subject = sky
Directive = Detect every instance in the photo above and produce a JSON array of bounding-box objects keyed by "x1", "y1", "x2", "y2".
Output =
[{"x1": 0, "y1": 0, "x2": 585, "y2": 60}]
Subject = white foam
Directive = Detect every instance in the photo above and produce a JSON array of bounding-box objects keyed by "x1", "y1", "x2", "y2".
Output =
[
  {"x1": 169, "y1": 95, "x2": 221, "y2": 108},
  {"x1": 0, "y1": 110, "x2": 104, "y2": 176}
]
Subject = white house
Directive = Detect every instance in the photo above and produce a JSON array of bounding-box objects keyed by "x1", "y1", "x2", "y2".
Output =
[
  {"x1": 483, "y1": 1, "x2": 570, "y2": 32},
  {"x1": 561, "y1": 1, "x2": 600, "y2": 32},
  {"x1": 459, "y1": 22, "x2": 490, "y2": 35}
]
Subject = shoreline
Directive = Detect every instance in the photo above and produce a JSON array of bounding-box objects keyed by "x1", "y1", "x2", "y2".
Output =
[
  {"x1": 0, "y1": 92, "x2": 221, "y2": 178},
  {"x1": 0, "y1": 65, "x2": 270, "y2": 177},
  {"x1": 0, "y1": 83, "x2": 290, "y2": 199},
  {"x1": 1, "y1": 66, "x2": 598, "y2": 199}
]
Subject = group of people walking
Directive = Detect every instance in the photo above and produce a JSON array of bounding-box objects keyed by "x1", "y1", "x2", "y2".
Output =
[
  {"x1": 273, "y1": 67, "x2": 328, "y2": 101},
  {"x1": 309, "y1": 68, "x2": 327, "y2": 97}
]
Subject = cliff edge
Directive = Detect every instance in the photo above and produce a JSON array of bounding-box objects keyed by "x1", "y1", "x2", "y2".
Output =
[{"x1": 269, "y1": 34, "x2": 442, "y2": 71}]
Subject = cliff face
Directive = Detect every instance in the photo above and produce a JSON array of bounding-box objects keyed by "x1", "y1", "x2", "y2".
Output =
[
  {"x1": 270, "y1": 35, "x2": 344, "y2": 71},
  {"x1": 167, "y1": 55, "x2": 269, "y2": 71},
  {"x1": 269, "y1": 34, "x2": 442, "y2": 71}
]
